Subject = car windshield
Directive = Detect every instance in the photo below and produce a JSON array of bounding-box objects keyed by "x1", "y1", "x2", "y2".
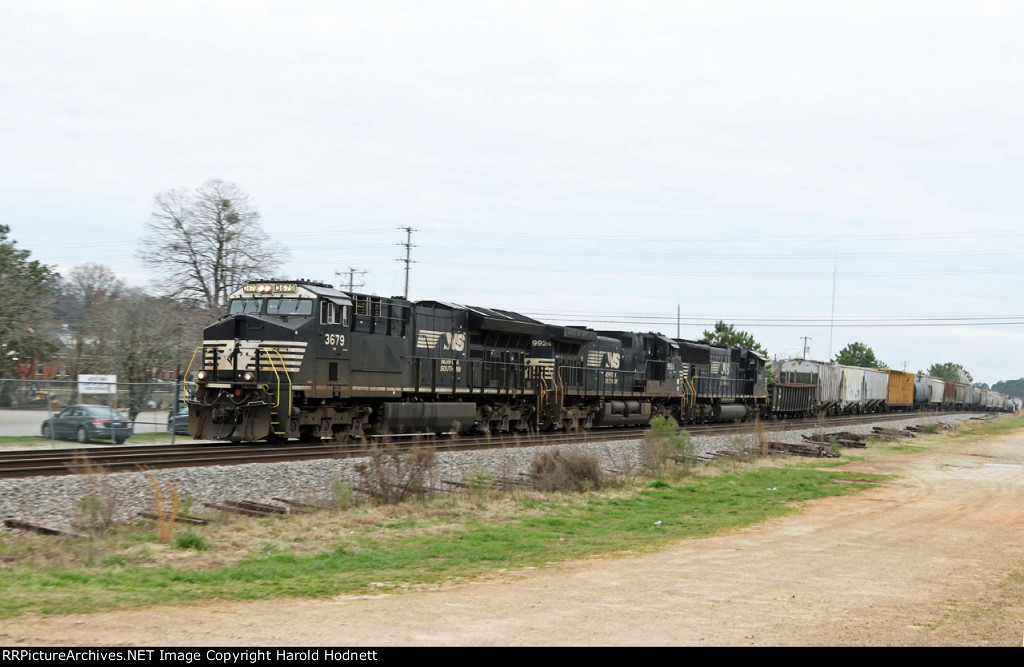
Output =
[{"x1": 84, "y1": 406, "x2": 124, "y2": 419}]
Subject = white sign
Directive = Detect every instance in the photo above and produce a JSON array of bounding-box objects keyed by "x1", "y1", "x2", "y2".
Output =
[{"x1": 78, "y1": 374, "x2": 117, "y2": 395}]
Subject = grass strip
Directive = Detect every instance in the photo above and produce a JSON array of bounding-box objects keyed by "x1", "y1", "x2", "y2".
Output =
[
  {"x1": 0, "y1": 464, "x2": 887, "y2": 618},
  {"x1": 0, "y1": 432, "x2": 197, "y2": 448}
]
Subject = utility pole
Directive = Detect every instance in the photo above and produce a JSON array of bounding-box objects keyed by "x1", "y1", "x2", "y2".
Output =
[
  {"x1": 677, "y1": 304, "x2": 681, "y2": 339},
  {"x1": 335, "y1": 267, "x2": 367, "y2": 293},
  {"x1": 801, "y1": 336, "x2": 812, "y2": 359},
  {"x1": 397, "y1": 226, "x2": 417, "y2": 299}
]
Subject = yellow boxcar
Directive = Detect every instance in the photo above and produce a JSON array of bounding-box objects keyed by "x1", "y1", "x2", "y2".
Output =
[{"x1": 886, "y1": 369, "x2": 915, "y2": 409}]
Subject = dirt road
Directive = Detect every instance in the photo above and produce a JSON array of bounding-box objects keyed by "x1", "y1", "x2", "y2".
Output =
[{"x1": 3, "y1": 429, "x2": 1023, "y2": 646}]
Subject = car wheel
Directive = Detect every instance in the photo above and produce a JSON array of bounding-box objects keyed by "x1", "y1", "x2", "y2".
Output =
[
  {"x1": 115, "y1": 436, "x2": 126, "y2": 444},
  {"x1": 77, "y1": 426, "x2": 89, "y2": 444},
  {"x1": 42, "y1": 423, "x2": 51, "y2": 438}
]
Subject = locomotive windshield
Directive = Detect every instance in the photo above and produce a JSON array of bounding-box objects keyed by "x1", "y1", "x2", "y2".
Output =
[
  {"x1": 229, "y1": 299, "x2": 263, "y2": 315},
  {"x1": 265, "y1": 298, "x2": 313, "y2": 317},
  {"x1": 228, "y1": 298, "x2": 314, "y2": 317}
]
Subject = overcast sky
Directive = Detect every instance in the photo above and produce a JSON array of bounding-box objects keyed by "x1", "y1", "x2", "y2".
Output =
[{"x1": 2, "y1": 1, "x2": 1022, "y2": 384}]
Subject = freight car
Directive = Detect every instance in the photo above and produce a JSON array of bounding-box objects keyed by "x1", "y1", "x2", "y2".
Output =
[
  {"x1": 770, "y1": 360, "x2": 1014, "y2": 417},
  {"x1": 184, "y1": 279, "x2": 1012, "y2": 443}
]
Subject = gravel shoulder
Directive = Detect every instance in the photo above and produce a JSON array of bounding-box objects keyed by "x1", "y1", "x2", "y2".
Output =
[{"x1": 2, "y1": 419, "x2": 1023, "y2": 646}]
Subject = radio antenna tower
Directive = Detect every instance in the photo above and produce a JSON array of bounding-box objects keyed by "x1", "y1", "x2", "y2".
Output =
[
  {"x1": 397, "y1": 226, "x2": 417, "y2": 299},
  {"x1": 335, "y1": 267, "x2": 367, "y2": 293},
  {"x1": 828, "y1": 253, "x2": 838, "y2": 359}
]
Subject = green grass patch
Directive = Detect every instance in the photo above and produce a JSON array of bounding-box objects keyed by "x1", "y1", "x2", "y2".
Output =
[
  {"x1": 883, "y1": 443, "x2": 928, "y2": 454},
  {"x1": 0, "y1": 463, "x2": 888, "y2": 618},
  {"x1": 948, "y1": 413, "x2": 1024, "y2": 441},
  {"x1": 0, "y1": 432, "x2": 197, "y2": 448}
]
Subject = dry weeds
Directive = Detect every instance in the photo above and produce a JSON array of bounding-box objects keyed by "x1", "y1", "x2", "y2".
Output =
[
  {"x1": 143, "y1": 470, "x2": 181, "y2": 544},
  {"x1": 354, "y1": 443, "x2": 438, "y2": 504},
  {"x1": 530, "y1": 449, "x2": 604, "y2": 492}
]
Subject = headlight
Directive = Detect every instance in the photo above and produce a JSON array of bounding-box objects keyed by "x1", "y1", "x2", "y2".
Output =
[
  {"x1": 242, "y1": 372, "x2": 255, "y2": 382},
  {"x1": 196, "y1": 370, "x2": 208, "y2": 381}
]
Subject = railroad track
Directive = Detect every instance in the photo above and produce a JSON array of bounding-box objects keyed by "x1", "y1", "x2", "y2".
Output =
[{"x1": 0, "y1": 412, "x2": 982, "y2": 479}]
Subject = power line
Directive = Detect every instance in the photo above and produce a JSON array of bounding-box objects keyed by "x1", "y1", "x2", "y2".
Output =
[{"x1": 518, "y1": 312, "x2": 1024, "y2": 328}]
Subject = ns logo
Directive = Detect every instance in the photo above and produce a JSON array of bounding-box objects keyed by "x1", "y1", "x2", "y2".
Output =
[{"x1": 416, "y1": 330, "x2": 466, "y2": 352}]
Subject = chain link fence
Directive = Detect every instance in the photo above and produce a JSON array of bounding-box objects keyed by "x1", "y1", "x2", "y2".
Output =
[{"x1": 0, "y1": 378, "x2": 193, "y2": 439}]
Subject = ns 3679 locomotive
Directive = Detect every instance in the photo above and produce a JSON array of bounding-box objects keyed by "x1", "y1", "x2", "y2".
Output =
[{"x1": 185, "y1": 279, "x2": 767, "y2": 442}]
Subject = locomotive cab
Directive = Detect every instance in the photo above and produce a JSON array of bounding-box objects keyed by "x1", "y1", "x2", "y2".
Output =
[{"x1": 187, "y1": 280, "x2": 352, "y2": 442}]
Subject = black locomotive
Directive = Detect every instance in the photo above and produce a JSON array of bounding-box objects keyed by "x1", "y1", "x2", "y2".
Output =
[{"x1": 185, "y1": 279, "x2": 767, "y2": 442}]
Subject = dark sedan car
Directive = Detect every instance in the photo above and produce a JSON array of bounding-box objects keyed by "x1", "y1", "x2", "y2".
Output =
[
  {"x1": 41, "y1": 404, "x2": 133, "y2": 444},
  {"x1": 168, "y1": 402, "x2": 189, "y2": 435}
]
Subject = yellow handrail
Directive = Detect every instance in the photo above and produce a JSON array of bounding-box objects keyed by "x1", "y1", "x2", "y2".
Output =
[
  {"x1": 554, "y1": 365, "x2": 565, "y2": 409},
  {"x1": 182, "y1": 346, "x2": 204, "y2": 402},
  {"x1": 535, "y1": 367, "x2": 551, "y2": 421},
  {"x1": 262, "y1": 348, "x2": 292, "y2": 412},
  {"x1": 261, "y1": 348, "x2": 293, "y2": 436}
]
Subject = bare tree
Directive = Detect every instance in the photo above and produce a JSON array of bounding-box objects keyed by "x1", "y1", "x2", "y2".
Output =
[
  {"x1": 66, "y1": 263, "x2": 124, "y2": 312},
  {"x1": 61, "y1": 264, "x2": 125, "y2": 377},
  {"x1": 139, "y1": 180, "x2": 287, "y2": 310},
  {"x1": 90, "y1": 290, "x2": 210, "y2": 420}
]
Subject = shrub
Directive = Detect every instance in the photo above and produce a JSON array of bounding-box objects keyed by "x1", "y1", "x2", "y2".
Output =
[
  {"x1": 354, "y1": 444, "x2": 437, "y2": 504},
  {"x1": 641, "y1": 417, "x2": 697, "y2": 470},
  {"x1": 530, "y1": 449, "x2": 603, "y2": 492},
  {"x1": 79, "y1": 493, "x2": 116, "y2": 539},
  {"x1": 331, "y1": 480, "x2": 355, "y2": 511},
  {"x1": 76, "y1": 459, "x2": 117, "y2": 552},
  {"x1": 467, "y1": 465, "x2": 497, "y2": 502},
  {"x1": 174, "y1": 532, "x2": 209, "y2": 551}
]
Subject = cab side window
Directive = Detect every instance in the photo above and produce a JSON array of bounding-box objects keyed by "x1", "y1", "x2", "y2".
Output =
[{"x1": 320, "y1": 301, "x2": 350, "y2": 326}]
